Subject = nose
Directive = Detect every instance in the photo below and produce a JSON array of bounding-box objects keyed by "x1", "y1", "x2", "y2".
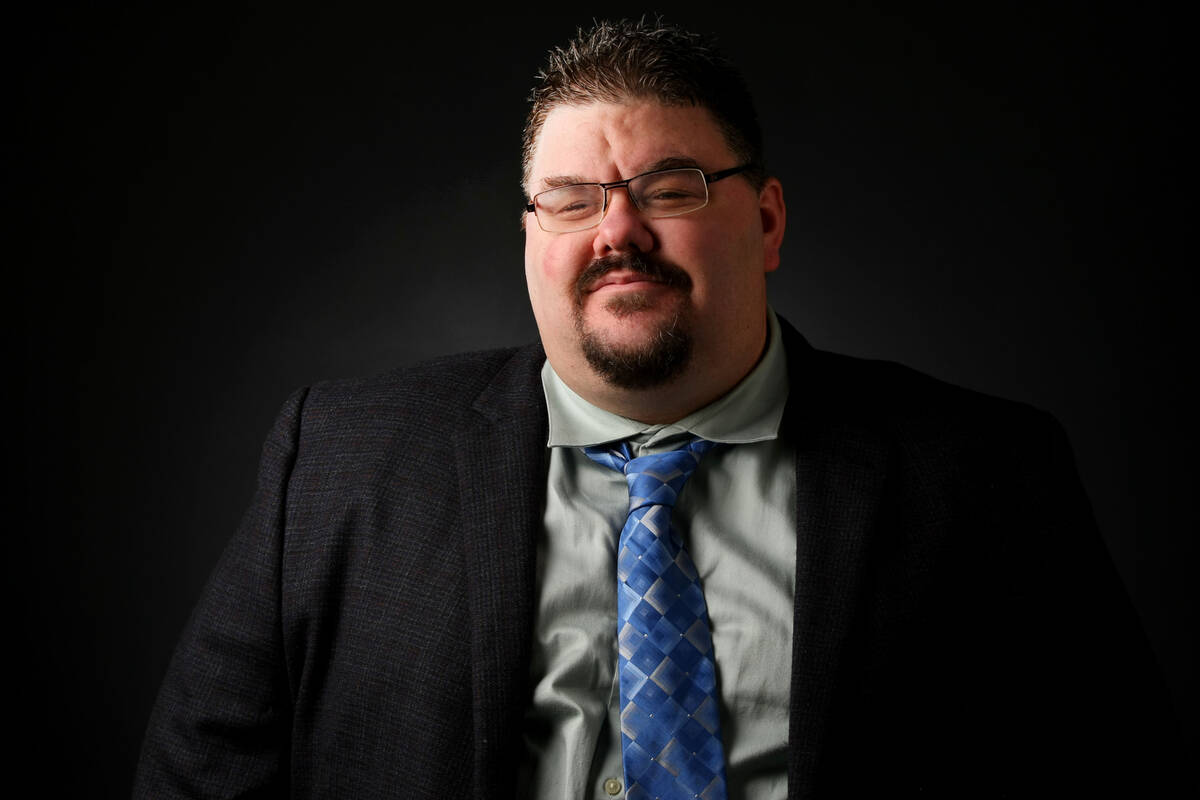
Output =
[{"x1": 592, "y1": 184, "x2": 655, "y2": 257}]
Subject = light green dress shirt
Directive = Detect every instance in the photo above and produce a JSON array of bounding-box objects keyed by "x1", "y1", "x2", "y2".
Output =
[{"x1": 520, "y1": 310, "x2": 796, "y2": 800}]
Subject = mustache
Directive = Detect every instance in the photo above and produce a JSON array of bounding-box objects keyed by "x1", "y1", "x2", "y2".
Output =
[{"x1": 573, "y1": 253, "x2": 693, "y2": 303}]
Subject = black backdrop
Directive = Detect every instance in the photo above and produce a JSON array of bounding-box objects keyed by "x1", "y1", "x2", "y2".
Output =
[{"x1": 19, "y1": 4, "x2": 1194, "y2": 794}]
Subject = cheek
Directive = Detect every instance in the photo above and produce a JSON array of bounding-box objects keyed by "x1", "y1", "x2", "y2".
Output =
[
  {"x1": 676, "y1": 230, "x2": 742, "y2": 285},
  {"x1": 671, "y1": 226, "x2": 764, "y2": 308},
  {"x1": 523, "y1": 233, "x2": 551, "y2": 295},
  {"x1": 525, "y1": 232, "x2": 583, "y2": 321},
  {"x1": 526, "y1": 232, "x2": 587, "y2": 288}
]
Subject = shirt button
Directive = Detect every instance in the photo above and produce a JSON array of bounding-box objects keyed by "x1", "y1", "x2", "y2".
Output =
[{"x1": 603, "y1": 777, "x2": 623, "y2": 796}]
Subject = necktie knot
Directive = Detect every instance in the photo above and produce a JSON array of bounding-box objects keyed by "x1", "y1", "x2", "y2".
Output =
[{"x1": 585, "y1": 437, "x2": 717, "y2": 514}]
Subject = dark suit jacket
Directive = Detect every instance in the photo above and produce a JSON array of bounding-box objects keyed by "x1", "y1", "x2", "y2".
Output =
[{"x1": 134, "y1": 321, "x2": 1186, "y2": 798}]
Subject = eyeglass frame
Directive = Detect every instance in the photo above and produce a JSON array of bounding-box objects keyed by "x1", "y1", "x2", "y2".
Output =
[{"x1": 524, "y1": 163, "x2": 756, "y2": 233}]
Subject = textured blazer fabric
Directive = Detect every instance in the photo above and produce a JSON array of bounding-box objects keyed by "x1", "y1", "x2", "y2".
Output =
[{"x1": 135, "y1": 320, "x2": 1186, "y2": 798}]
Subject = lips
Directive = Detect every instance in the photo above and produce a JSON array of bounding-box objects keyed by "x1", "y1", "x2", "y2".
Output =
[{"x1": 587, "y1": 270, "x2": 666, "y2": 293}]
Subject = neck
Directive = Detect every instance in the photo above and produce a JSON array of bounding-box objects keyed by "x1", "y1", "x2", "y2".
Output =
[
  {"x1": 553, "y1": 320, "x2": 770, "y2": 424},
  {"x1": 583, "y1": 381, "x2": 738, "y2": 425}
]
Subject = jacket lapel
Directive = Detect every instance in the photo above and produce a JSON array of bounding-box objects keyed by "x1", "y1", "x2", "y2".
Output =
[
  {"x1": 455, "y1": 343, "x2": 549, "y2": 799},
  {"x1": 450, "y1": 327, "x2": 890, "y2": 795},
  {"x1": 778, "y1": 324, "x2": 891, "y2": 794}
]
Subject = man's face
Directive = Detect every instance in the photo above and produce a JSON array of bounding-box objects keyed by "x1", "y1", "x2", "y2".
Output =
[{"x1": 524, "y1": 100, "x2": 784, "y2": 418}]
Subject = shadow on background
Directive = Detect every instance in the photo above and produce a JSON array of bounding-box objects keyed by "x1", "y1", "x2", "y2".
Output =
[{"x1": 18, "y1": 3, "x2": 1193, "y2": 793}]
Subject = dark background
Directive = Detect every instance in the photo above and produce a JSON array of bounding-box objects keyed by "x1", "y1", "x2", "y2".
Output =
[{"x1": 19, "y1": 3, "x2": 1193, "y2": 794}]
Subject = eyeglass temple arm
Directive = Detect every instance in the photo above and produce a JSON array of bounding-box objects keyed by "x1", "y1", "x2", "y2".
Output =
[{"x1": 704, "y1": 164, "x2": 754, "y2": 183}]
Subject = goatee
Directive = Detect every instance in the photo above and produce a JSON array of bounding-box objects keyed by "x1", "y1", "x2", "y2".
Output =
[{"x1": 573, "y1": 253, "x2": 694, "y2": 390}]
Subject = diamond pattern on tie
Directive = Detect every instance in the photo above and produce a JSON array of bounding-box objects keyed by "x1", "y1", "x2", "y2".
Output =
[{"x1": 585, "y1": 438, "x2": 728, "y2": 800}]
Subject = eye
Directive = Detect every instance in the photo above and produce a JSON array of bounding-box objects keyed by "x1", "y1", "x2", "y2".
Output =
[
  {"x1": 634, "y1": 170, "x2": 707, "y2": 211},
  {"x1": 551, "y1": 199, "x2": 600, "y2": 219},
  {"x1": 640, "y1": 186, "x2": 704, "y2": 210},
  {"x1": 539, "y1": 187, "x2": 602, "y2": 219},
  {"x1": 646, "y1": 187, "x2": 700, "y2": 201}
]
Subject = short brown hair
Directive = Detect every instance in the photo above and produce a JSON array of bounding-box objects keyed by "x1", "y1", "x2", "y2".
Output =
[{"x1": 522, "y1": 18, "x2": 766, "y2": 193}]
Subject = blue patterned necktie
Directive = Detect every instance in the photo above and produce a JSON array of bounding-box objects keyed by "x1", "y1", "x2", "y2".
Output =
[{"x1": 584, "y1": 437, "x2": 728, "y2": 800}]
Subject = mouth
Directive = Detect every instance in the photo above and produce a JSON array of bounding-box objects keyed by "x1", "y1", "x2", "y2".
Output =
[{"x1": 587, "y1": 270, "x2": 668, "y2": 294}]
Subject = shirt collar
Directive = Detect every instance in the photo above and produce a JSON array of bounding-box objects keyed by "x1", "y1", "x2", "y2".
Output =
[{"x1": 542, "y1": 307, "x2": 789, "y2": 449}]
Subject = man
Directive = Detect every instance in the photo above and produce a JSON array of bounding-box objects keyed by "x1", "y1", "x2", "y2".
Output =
[{"x1": 135, "y1": 19, "x2": 1184, "y2": 799}]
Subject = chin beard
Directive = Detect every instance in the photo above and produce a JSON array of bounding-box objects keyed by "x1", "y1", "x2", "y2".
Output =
[
  {"x1": 579, "y1": 310, "x2": 693, "y2": 390},
  {"x1": 573, "y1": 252, "x2": 694, "y2": 389}
]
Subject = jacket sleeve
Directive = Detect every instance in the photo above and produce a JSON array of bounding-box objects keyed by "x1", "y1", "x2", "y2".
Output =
[
  {"x1": 133, "y1": 388, "x2": 307, "y2": 798},
  {"x1": 1009, "y1": 412, "x2": 1190, "y2": 793}
]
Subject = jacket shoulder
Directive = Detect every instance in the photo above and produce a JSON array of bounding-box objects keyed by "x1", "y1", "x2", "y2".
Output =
[
  {"x1": 792, "y1": 334, "x2": 1058, "y2": 447},
  {"x1": 291, "y1": 343, "x2": 547, "y2": 437},
  {"x1": 778, "y1": 314, "x2": 1051, "y2": 435}
]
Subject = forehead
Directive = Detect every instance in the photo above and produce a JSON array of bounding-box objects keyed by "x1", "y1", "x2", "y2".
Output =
[{"x1": 528, "y1": 101, "x2": 733, "y2": 189}]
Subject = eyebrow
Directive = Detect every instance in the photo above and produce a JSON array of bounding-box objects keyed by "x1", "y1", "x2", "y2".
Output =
[
  {"x1": 537, "y1": 156, "x2": 706, "y2": 191},
  {"x1": 643, "y1": 156, "x2": 704, "y2": 173},
  {"x1": 540, "y1": 174, "x2": 591, "y2": 190}
]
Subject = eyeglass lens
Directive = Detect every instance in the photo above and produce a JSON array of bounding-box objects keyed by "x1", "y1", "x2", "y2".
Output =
[{"x1": 533, "y1": 168, "x2": 710, "y2": 232}]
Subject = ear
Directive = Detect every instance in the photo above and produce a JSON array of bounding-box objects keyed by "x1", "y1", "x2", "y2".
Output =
[{"x1": 758, "y1": 177, "x2": 786, "y2": 273}]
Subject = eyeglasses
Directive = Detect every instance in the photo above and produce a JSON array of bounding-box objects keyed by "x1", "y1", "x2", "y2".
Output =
[{"x1": 525, "y1": 164, "x2": 754, "y2": 233}]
